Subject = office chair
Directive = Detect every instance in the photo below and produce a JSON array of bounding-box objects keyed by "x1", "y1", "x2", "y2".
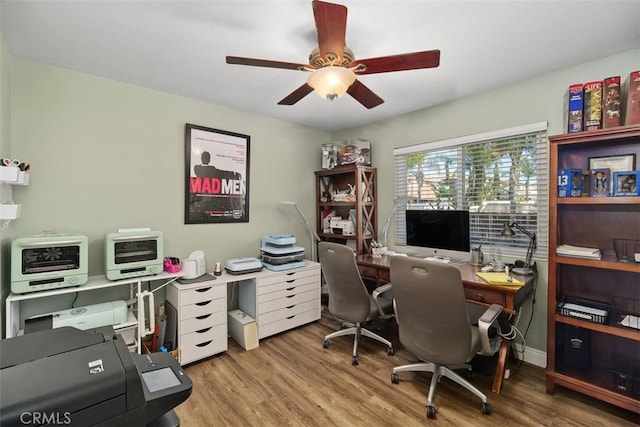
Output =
[
  {"x1": 318, "y1": 242, "x2": 394, "y2": 365},
  {"x1": 389, "y1": 256, "x2": 503, "y2": 419}
]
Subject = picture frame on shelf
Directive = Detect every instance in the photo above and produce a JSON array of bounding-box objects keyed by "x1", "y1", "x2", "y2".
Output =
[
  {"x1": 612, "y1": 171, "x2": 640, "y2": 197},
  {"x1": 588, "y1": 154, "x2": 635, "y2": 196}
]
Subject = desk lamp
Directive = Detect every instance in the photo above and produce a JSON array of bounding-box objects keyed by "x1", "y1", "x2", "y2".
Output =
[
  {"x1": 279, "y1": 201, "x2": 321, "y2": 262},
  {"x1": 501, "y1": 221, "x2": 536, "y2": 275},
  {"x1": 378, "y1": 197, "x2": 412, "y2": 252}
]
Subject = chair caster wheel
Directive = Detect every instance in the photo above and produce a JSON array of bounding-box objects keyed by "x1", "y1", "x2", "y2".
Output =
[
  {"x1": 391, "y1": 373, "x2": 399, "y2": 384},
  {"x1": 323, "y1": 340, "x2": 329, "y2": 349},
  {"x1": 352, "y1": 355, "x2": 358, "y2": 365},
  {"x1": 387, "y1": 346, "x2": 394, "y2": 356},
  {"x1": 426, "y1": 405, "x2": 436, "y2": 418},
  {"x1": 481, "y1": 402, "x2": 491, "y2": 415}
]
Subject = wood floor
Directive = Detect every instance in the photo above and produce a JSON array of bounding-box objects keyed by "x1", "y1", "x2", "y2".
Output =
[{"x1": 174, "y1": 310, "x2": 639, "y2": 426}]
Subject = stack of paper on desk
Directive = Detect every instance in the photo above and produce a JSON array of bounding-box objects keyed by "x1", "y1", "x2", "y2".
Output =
[
  {"x1": 475, "y1": 272, "x2": 523, "y2": 286},
  {"x1": 556, "y1": 244, "x2": 601, "y2": 259}
]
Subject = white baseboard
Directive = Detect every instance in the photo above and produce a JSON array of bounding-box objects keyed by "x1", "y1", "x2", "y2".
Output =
[{"x1": 513, "y1": 342, "x2": 546, "y2": 368}]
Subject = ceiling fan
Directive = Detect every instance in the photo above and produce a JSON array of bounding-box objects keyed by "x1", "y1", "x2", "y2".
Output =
[{"x1": 226, "y1": 0, "x2": 440, "y2": 109}]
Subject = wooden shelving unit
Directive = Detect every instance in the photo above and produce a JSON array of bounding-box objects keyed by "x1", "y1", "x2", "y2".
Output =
[
  {"x1": 547, "y1": 125, "x2": 640, "y2": 413},
  {"x1": 315, "y1": 164, "x2": 377, "y2": 255}
]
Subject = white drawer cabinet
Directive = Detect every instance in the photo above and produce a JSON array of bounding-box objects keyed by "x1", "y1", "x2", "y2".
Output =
[
  {"x1": 239, "y1": 263, "x2": 321, "y2": 340},
  {"x1": 167, "y1": 278, "x2": 227, "y2": 365}
]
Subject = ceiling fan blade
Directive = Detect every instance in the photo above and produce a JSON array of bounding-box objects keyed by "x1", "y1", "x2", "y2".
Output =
[
  {"x1": 347, "y1": 79, "x2": 384, "y2": 109},
  {"x1": 352, "y1": 50, "x2": 441, "y2": 75},
  {"x1": 313, "y1": 0, "x2": 347, "y2": 61},
  {"x1": 278, "y1": 83, "x2": 315, "y2": 105},
  {"x1": 226, "y1": 56, "x2": 310, "y2": 71}
]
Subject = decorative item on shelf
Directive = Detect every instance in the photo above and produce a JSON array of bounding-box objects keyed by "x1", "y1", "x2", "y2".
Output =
[
  {"x1": 623, "y1": 70, "x2": 640, "y2": 126},
  {"x1": 589, "y1": 168, "x2": 610, "y2": 197},
  {"x1": 612, "y1": 171, "x2": 640, "y2": 196},
  {"x1": 612, "y1": 238, "x2": 640, "y2": 263},
  {"x1": 337, "y1": 138, "x2": 371, "y2": 166},
  {"x1": 331, "y1": 184, "x2": 355, "y2": 202},
  {"x1": 501, "y1": 221, "x2": 536, "y2": 275},
  {"x1": 583, "y1": 80, "x2": 603, "y2": 131},
  {"x1": 321, "y1": 143, "x2": 339, "y2": 169},
  {"x1": 564, "y1": 83, "x2": 584, "y2": 133},
  {"x1": 589, "y1": 154, "x2": 635, "y2": 196},
  {"x1": 603, "y1": 76, "x2": 622, "y2": 128},
  {"x1": 557, "y1": 168, "x2": 583, "y2": 197},
  {"x1": 371, "y1": 240, "x2": 385, "y2": 258}
]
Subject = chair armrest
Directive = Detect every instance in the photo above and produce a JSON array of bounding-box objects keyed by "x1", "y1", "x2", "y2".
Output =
[
  {"x1": 478, "y1": 303, "x2": 503, "y2": 354},
  {"x1": 372, "y1": 283, "x2": 392, "y2": 299},
  {"x1": 372, "y1": 283, "x2": 393, "y2": 318}
]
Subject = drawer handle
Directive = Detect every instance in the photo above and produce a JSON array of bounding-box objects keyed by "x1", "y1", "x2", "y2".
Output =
[
  {"x1": 286, "y1": 279, "x2": 295, "y2": 283},
  {"x1": 286, "y1": 294, "x2": 296, "y2": 298},
  {"x1": 196, "y1": 327, "x2": 212, "y2": 334},
  {"x1": 196, "y1": 287, "x2": 212, "y2": 293},
  {"x1": 286, "y1": 315, "x2": 296, "y2": 320},
  {"x1": 286, "y1": 272, "x2": 295, "y2": 276},
  {"x1": 476, "y1": 293, "x2": 485, "y2": 301},
  {"x1": 196, "y1": 340, "x2": 213, "y2": 347},
  {"x1": 196, "y1": 314, "x2": 212, "y2": 320},
  {"x1": 286, "y1": 287, "x2": 295, "y2": 291},
  {"x1": 196, "y1": 300, "x2": 212, "y2": 306},
  {"x1": 286, "y1": 305, "x2": 296, "y2": 309}
]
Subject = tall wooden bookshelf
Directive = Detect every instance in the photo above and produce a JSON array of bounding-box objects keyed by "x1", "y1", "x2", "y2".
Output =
[
  {"x1": 315, "y1": 164, "x2": 377, "y2": 255},
  {"x1": 547, "y1": 125, "x2": 640, "y2": 413}
]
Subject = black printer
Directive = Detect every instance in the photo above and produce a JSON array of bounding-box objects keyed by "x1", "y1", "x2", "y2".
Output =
[{"x1": 0, "y1": 326, "x2": 192, "y2": 426}]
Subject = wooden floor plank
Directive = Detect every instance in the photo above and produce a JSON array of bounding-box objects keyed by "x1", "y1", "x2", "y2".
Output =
[{"x1": 174, "y1": 310, "x2": 639, "y2": 426}]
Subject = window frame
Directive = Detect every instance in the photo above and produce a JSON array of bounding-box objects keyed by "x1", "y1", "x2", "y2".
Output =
[{"x1": 392, "y1": 122, "x2": 549, "y2": 262}]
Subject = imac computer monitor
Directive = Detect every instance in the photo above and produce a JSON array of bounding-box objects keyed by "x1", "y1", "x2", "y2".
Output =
[{"x1": 406, "y1": 209, "x2": 471, "y2": 257}]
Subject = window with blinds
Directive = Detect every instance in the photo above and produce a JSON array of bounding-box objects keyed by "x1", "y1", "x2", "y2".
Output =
[{"x1": 393, "y1": 122, "x2": 549, "y2": 261}]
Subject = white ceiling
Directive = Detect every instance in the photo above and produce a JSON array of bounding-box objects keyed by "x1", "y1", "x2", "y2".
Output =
[{"x1": 1, "y1": 0, "x2": 639, "y2": 132}]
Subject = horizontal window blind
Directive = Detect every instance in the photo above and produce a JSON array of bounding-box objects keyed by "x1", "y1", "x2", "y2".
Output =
[{"x1": 393, "y1": 122, "x2": 549, "y2": 262}]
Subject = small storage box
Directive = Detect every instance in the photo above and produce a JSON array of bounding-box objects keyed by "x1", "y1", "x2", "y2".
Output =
[{"x1": 228, "y1": 309, "x2": 258, "y2": 351}]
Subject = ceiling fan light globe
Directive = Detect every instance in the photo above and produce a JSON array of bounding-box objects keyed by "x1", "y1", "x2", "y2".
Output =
[{"x1": 307, "y1": 66, "x2": 356, "y2": 100}]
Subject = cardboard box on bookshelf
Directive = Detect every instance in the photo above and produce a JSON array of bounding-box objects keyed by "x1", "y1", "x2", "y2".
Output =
[
  {"x1": 558, "y1": 169, "x2": 583, "y2": 197},
  {"x1": 623, "y1": 70, "x2": 640, "y2": 125},
  {"x1": 584, "y1": 81, "x2": 603, "y2": 131},
  {"x1": 602, "y1": 76, "x2": 622, "y2": 128},
  {"x1": 589, "y1": 168, "x2": 610, "y2": 197},
  {"x1": 613, "y1": 171, "x2": 640, "y2": 197},
  {"x1": 564, "y1": 83, "x2": 584, "y2": 133}
]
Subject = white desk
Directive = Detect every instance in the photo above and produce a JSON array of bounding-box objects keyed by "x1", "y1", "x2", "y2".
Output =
[{"x1": 167, "y1": 261, "x2": 321, "y2": 365}]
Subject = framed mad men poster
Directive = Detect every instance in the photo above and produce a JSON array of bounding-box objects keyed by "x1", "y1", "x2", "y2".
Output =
[{"x1": 185, "y1": 123, "x2": 250, "y2": 224}]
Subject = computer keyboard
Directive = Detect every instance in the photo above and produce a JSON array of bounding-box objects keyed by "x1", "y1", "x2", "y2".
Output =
[{"x1": 424, "y1": 256, "x2": 451, "y2": 264}]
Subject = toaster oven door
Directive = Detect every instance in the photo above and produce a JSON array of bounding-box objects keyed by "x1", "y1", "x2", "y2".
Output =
[
  {"x1": 21, "y1": 244, "x2": 82, "y2": 275},
  {"x1": 114, "y1": 238, "x2": 159, "y2": 264}
]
